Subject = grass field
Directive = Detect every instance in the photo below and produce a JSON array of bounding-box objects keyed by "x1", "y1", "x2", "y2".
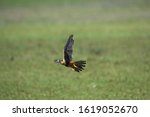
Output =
[{"x1": 0, "y1": 0, "x2": 150, "y2": 99}]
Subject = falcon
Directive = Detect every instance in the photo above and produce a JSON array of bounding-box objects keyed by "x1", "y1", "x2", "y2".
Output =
[{"x1": 54, "y1": 34, "x2": 86, "y2": 72}]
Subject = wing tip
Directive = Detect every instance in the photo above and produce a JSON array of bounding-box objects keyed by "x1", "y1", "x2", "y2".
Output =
[{"x1": 69, "y1": 34, "x2": 74, "y2": 39}]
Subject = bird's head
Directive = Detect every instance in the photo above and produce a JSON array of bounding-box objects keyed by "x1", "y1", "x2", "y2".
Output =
[{"x1": 54, "y1": 59, "x2": 65, "y2": 65}]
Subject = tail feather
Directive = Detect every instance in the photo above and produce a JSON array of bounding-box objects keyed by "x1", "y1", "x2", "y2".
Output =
[{"x1": 73, "y1": 60, "x2": 86, "y2": 72}]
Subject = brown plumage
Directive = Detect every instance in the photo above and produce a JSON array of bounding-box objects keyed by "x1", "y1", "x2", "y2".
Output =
[{"x1": 54, "y1": 34, "x2": 86, "y2": 72}]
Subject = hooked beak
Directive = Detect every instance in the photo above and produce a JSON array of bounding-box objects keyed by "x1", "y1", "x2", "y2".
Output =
[{"x1": 54, "y1": 59, "x2": 60, "y2": 64}]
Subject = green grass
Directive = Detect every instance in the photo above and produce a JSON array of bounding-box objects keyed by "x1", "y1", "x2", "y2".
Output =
[{"x1": 0, "y1": 0, "x2": 150, "y2": 99}]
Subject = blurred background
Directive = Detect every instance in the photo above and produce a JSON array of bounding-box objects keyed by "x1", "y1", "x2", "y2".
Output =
[{"x1": 0, "y1": 0, "x2": 150, "y2": 99}]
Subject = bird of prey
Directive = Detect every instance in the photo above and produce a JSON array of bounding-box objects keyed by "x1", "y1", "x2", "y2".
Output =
[{"x1": 54, "y1": 34, "x2": 86, "y2": 72}]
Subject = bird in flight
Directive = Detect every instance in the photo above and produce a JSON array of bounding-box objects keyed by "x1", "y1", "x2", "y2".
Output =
[{"x1": 54, "y1": 34, "x2": 86, "y2": 72}]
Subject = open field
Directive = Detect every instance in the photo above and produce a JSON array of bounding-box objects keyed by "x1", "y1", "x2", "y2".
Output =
[{"x1": 0, "y1": 0, "x2": 150, "y2": 99}]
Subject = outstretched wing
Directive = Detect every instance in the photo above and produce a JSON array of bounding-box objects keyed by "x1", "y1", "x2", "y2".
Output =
[{"x1": 64, "y1": 34, "x2": 74, "y2": 65}]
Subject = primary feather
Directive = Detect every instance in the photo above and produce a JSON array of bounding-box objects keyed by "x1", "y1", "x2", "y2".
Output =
[{"x1": 64, "y1": 34, "x2": 74, "y2": 66}]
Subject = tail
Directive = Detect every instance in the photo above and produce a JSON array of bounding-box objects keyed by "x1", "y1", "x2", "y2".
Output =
[{"x1": 73, "y1": 60, "x2": 86, "y2": 72}]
